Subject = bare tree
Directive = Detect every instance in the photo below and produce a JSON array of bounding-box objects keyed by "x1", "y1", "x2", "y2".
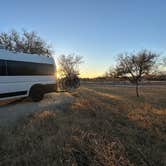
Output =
[
  {"x1": 58, "y1": 54, "x2": 83, "y2": 89},
  {"x1": 0, "y1": 30, "x2": 52, "y2": 56},
  {"x1": 105, "y1": 67, "x2": 117, "y2": 79},
  {"x1": 58, "y1": 54, "x2": 83, "y2": 78},
  {"x1": 116, "y1": 50, "x2": 158, "y2": 97}
]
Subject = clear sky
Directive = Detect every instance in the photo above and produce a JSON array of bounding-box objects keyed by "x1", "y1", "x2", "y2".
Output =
[{"x1": 0, "y1": 0, "x2": 166, "y2": 77}]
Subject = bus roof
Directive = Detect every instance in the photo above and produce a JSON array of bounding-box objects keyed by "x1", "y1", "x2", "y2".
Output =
[{"x1": 0, "y1": 49, "x2": 55, "y2": 65}]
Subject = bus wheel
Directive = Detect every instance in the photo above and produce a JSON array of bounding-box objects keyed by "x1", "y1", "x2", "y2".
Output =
[{"x1": 29, "y1": 85, "x2": 44, "y2": 102}]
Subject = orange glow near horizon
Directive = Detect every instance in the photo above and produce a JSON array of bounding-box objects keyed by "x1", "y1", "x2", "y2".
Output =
[
  {"x1": 80, "y1": 72, "x2": 101, "y2": 78},
  {"x1": 79, "y1": 69, "x2": 104, "y2": 78},
  {"x1": 56, "y1": 70, "x2": 102, "y2": 79},
  {"x1": 79, "y1": 64, "x2": 107, "y2": 78},
  {"x1": 55, "y1": 65, "x2": 103, "y2": 79}
]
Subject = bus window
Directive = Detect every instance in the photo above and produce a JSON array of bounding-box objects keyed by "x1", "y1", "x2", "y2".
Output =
[
  {"x1": 0, "y1": 60, "x2": 6, "y2": 76},
  {"x1": 7, "y1": 60, "x2": 55, "y2": 76}
]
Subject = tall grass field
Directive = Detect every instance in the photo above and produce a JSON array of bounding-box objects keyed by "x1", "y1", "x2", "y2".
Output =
[{"x1": 0, "y1": 84, "x2": 165, "y2": 166}]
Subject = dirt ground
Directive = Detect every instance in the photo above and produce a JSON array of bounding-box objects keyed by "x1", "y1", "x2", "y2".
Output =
[{"x1": 0, "y1": 92, "x2": 74, "y2": 126}]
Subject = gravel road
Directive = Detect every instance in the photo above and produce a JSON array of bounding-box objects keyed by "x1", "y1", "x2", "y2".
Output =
[{"x1": 0, "y1": 92, "x2": 74, "y2": 126}]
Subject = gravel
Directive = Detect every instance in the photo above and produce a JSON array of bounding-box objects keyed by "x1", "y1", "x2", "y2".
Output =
[{"x1": 0, "y1": 92, "x2": 74, "y2": 126}]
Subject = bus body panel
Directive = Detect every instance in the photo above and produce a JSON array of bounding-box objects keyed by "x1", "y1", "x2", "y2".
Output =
[{"x1": 0, "y1": 76, "x2": 56, "y2": 93}]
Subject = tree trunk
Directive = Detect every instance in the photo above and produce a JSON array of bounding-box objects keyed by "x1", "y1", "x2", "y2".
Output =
[{"x1": 136, "y1": 82, "x2": 139, "y2": 97}]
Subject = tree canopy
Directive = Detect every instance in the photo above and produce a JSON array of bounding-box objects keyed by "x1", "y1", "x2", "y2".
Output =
[
  {"x1": 116, "y1": 50, "x2": 158, "y2": 96},
  {"x1": 0, "y1": 30, "x2": 52, "y2": 56}
]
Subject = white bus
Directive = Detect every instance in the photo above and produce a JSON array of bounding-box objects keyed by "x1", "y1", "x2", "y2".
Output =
[{"x1": 0, "y1": 47, "x2": 57, "y2": 102}]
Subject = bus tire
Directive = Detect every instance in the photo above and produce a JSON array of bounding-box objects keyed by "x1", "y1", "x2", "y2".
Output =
[{"x1": 29, "y1": 85, "x2": 44, "y2": 102}]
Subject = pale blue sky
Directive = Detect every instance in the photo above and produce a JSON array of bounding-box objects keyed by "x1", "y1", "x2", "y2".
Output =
[{"x1": 0, "y1": 0, "x2": 166, "y2": 77}]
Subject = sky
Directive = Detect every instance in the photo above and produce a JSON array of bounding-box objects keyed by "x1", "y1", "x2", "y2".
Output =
[{"x1": 0, "y1": 0, "x2": 166, "y2": 77}]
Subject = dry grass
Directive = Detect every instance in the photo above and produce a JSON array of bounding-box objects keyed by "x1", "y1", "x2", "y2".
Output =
[{"x1": 0, "y1": 84, "x2": 166, "y2": 166}]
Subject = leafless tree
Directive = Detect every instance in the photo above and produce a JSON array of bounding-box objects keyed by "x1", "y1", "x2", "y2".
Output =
[
  {"x1": 58, "y1": 54, "x2": 83, "y2": 78},
  {"x1": 105, "y1": 67, "x2": 117, "y2": 79},
  {"x1": 116, "y1": 50, "x2": 158, "y2": 97},
  {"x1": 0, "y1": 29, "x2": 52, "y2": 56},
  {"x1": 58, "y1": 54, "x2": 83, "y2": 90}
]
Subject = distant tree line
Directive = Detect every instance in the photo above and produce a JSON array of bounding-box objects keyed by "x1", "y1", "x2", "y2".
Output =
[{"x1": 0, "y1": 30, "x2": 52, "y2": 56}]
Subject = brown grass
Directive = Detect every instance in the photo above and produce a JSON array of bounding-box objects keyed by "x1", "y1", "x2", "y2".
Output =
[{"x1": 0, "y1": 84, "x2": 166, "y2": 166}]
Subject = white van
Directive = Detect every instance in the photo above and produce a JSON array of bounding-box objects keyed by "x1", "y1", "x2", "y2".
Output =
[{"x1": 0, "y1": 47, "x2": 57, "y2": 101}]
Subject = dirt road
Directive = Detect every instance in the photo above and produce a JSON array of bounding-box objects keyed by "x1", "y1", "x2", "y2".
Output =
[{"x1": 0, "y1": 92, "x2": 74, "y2": 126}]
